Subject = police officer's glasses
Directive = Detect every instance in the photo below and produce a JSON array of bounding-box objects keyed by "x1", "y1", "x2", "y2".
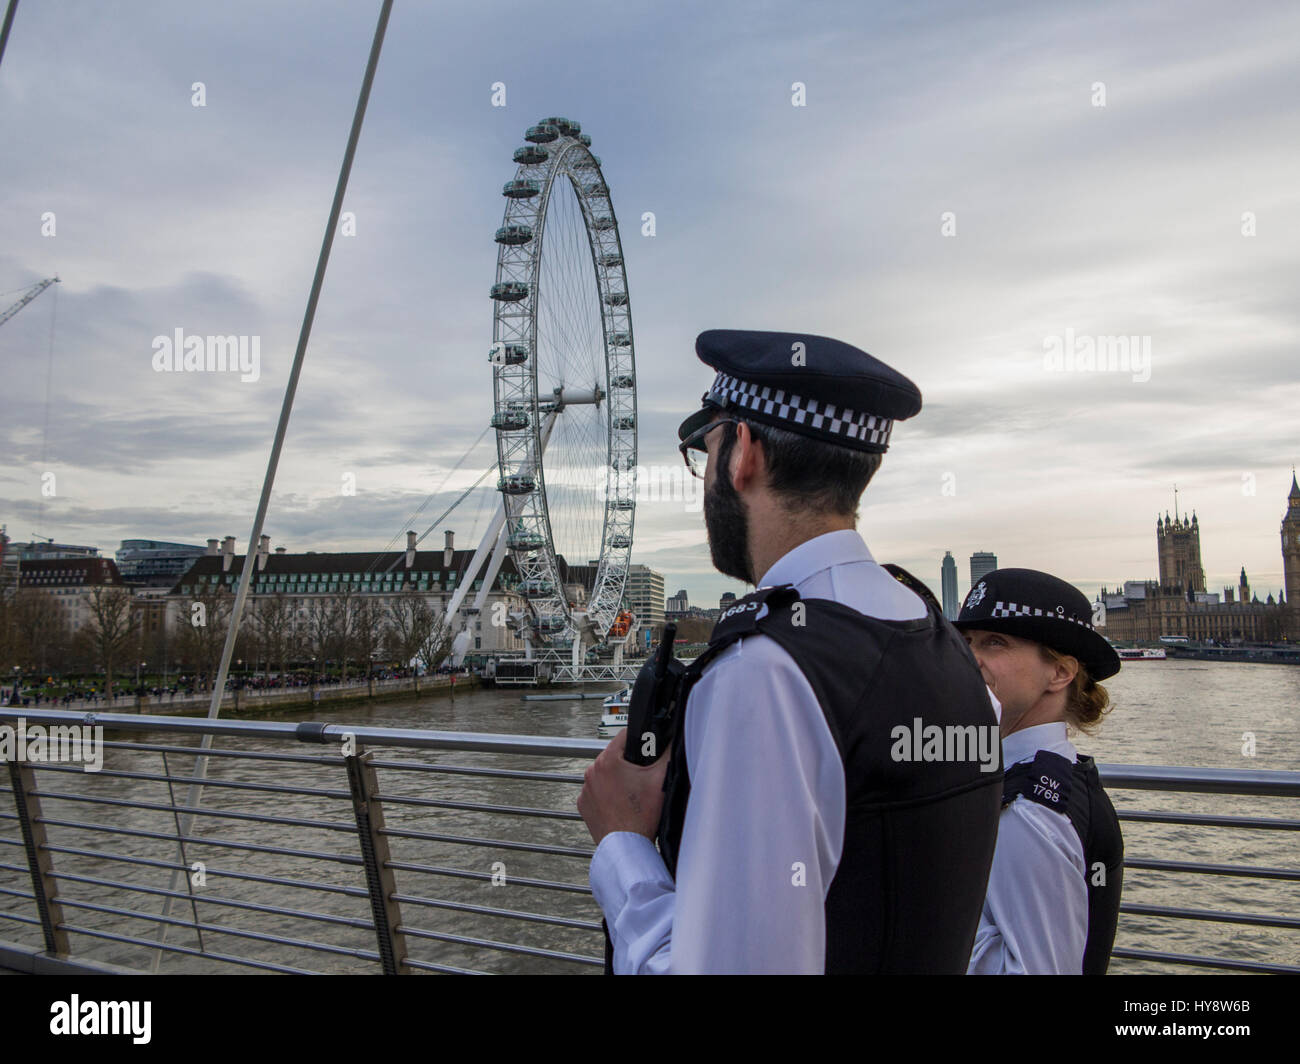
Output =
[{"x1": 678, "y1": 417, "x2": 745, "y2": 479}]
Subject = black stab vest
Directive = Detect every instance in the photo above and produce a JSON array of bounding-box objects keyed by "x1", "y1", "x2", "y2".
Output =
[
  {"x1": 655, "y1": 581, "x2": 1003, "y2": 974},
  {"x1": 1001, "y1": 750, "x2": 1124, "y2": 974}
]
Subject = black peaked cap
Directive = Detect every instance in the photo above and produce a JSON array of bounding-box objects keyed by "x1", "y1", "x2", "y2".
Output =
[
  {"x1": 954, "y1": 568, "x2": 1121, "y2": 681},
  {"x1": 677, "y1": 329, "x2": 922, "y2": 454}
]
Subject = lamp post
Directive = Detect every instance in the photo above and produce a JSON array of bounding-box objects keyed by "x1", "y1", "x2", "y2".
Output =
[
  {"x1": 135, "y1": 659, "x2": 146, "y2": 709},
  {"x1": 310, "y1": 657, "x2": 317, "y2": 703}
]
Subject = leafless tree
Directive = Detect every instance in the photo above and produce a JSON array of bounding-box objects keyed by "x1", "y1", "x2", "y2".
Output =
[
  {"x1": 251, "y1": 593, "x2": 294, "y2": 682},
  {"x1": 0, "y1": 590, "x2": 17, "y2": 680},
  {"x1": 174, "y1": 585, "x2": 234, "y2": 692},
  {"x1": 306, "y1": 598, "x2": 334, "y2": 678},
  {"x1": 8, "y1": 588, "x2": 69, "y2": 676},
  {"x1": 83, "y1": 585, "x2": 136, "y2": 698},
  {"x1": 351, "y1": 596, "x2": 388, "y2": 696},
  {"x1": 334, "y1": 585, "x2": 357, "y2": 685},
  {"x1": 419, "y1": 610, "x2": 457, "y2": 675},
  {"x1": 386, "y1": 589, "x2": 433, "y2": 694}
]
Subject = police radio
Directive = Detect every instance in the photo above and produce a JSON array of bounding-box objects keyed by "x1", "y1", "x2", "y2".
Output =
[{"x1": 622, "y1": 622, "x2": 686, "y2": 766}]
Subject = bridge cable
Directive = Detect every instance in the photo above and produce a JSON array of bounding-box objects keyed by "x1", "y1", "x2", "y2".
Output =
[{"x1": 153, "y1": 0, "x2": 395, "y2": 969}]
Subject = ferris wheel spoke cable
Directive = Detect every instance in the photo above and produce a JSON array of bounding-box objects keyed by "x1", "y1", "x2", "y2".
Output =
[
  {"x1": 555, "y1": 236, "x2": 600, "y2": 378},
  {"x1": 540, "y1": 195, "x2": 597, "y2": 386},
  {"x1": 379, "y1": 459, "x2": 499, "y2": 575},
  {"x1": 563, "y1": 436, "x2": 605, "y2": 562},
  {"x1": 370, "y1": 424, "x2": 493, "y2": 576}
]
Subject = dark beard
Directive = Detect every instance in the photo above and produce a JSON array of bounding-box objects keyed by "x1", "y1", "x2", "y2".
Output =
[{"x1": 703, "y1": 460, "x2": 753, "y2": 585}]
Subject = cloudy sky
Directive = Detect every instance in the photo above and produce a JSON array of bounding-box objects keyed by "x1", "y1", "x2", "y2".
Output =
[{"x1": 2, "y1": 0, "x2": 1297, "y2": 611}]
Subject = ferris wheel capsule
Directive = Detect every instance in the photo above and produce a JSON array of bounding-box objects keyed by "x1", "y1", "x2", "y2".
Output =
[
  {"x1": 503, "y1": 179, "x2": 540, "y2": 199},
  {"x1": 495, "y1": 224, "x2": 533, "y2": 245},
  {"x1": 525, "y1": 123, "x2": 559, "y2": 143},
  {"x1": 498, "y1": 473, "x2": 537, "y2": 495},
  {"x1": 491, "y1": 282, "x2": 529, "y2": 302},
  {"x1": 513, "y1": 145, "x2": 549, "y2": 165},
  {"x1": 488, "y1": 343, "x2": 529, "y2": 365},
  {"x1": 539, "y1": 116, "x2": 580, "y2": 137}
]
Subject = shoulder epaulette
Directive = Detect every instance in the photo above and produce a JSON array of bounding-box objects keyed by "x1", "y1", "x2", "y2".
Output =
[
  {"x1": 882, "y1": 563, "x2": 943, "y2": 616},
  {"x1": 708, "y1": 583, "x2": 801, "y2": 647},
  {"x1": 1002, "y1": 749, "x2": 1075, "y2": 814}
]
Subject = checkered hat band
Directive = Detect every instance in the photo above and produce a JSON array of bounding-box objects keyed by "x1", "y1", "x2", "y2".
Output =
[
  {"x1": 706, "y1": 372, "x2": 894, "y2": 447},
  {"x1": 990, "y1": 600, "x2": 1094, "y2": 631}
]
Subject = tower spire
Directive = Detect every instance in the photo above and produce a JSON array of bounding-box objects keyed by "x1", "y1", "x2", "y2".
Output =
[{"x1": 1174, "y1": 483, "x2": 1178, "y2": 521}]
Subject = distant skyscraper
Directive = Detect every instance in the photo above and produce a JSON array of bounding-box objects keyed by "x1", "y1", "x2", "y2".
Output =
[
  {"x1": 970, "y1": 551, "x2": 998, "y2": 587},
  {"x1": 941, "y1": 552, "x2": 958, "y2": 620},
  {"x1": 116, "y1": 538, "x2": 207, "y2": 587},
  {"x1": 624, "y1": 565, "x2": 665, "y2": 630}
]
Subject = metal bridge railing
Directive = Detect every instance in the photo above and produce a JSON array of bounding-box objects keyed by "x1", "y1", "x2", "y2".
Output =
[{"x1": 0, "y1": 708, "x2": 1297, "y2": 974}]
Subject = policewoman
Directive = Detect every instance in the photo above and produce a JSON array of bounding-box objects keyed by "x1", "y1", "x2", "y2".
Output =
[
  {"x1": 576, "y1": 329, "x2": 1003, "y2": 974},
  {"x1": 954, "y1": 568, "x2": 1124, "y2": 975}
]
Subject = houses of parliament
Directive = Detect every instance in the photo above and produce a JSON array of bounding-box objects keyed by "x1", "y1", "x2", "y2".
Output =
[{"x1": 1097, "y1": 473, "x2": 1300, "y2": 643}]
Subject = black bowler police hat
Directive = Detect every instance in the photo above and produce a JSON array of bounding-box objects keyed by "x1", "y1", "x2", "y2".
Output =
[
  {"x1": 676, "y1": 329, "x2": 923, "y2": 454},
  {"x1": 954, "y1": 568, "x2": 1121, "y2": 681}
]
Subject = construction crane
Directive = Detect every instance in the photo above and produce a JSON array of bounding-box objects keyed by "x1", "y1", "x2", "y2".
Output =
[{"x1": 0, "y1": 276, "x2": 59, "y2": 328}]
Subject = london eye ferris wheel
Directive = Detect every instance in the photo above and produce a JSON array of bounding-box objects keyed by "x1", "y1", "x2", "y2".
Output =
[{"x1": 487, "y1": 116, "x2": 638, "y2": 660}]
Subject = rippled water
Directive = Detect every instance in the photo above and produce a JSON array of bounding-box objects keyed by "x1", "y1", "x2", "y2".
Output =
[
  {"x1": 1, "y1": 659, "x2": 1296, "y2": 974},
  {"x1": 1072, "y1": 659, "x2": 1300, "y2": 974}
]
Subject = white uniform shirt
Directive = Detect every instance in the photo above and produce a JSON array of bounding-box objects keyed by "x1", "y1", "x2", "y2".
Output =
[
  {"x1": 588, "y1": 528, "x2": 1000, "y2": 974},
  {"x1": 967, "y1": 721, "x2": 1089, "y2": 975}
]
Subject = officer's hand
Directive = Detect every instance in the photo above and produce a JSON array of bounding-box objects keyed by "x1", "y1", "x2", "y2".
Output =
[{"x1": 577, "y1": 727, "x2": 669, "y2": 845}]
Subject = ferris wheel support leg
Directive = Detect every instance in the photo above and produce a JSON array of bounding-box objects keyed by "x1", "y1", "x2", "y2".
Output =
[
  {"x1": 461, "y1": 516, "x2": 513, "y2": 661},
  {"x1": 446, "y1": 500, "x2": 508, "y2": 665},
  {"x1": 473, "y1": 521, "x2": 511, "y2": 615}
]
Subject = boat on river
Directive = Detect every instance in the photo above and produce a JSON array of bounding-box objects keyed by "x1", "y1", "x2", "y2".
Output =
[
  {"x1": 598, "y1": 686, "x2": 630, "y2": 735},
  {"x1": 1116, "y1": 647, "x2": 1167, "y2": 661}
]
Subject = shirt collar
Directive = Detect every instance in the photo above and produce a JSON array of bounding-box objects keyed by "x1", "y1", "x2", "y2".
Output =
[
  {"x1": 1002, "y1": 721, "x2": 1073, "y2": 766},
  {"x1": 757, "y1": 529, "x2": 874, "y2": 589}
]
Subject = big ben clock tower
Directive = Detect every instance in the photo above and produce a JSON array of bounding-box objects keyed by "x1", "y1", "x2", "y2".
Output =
[{"x1": 1283, "y1": 471, "x2": 1300, "y2": 637}]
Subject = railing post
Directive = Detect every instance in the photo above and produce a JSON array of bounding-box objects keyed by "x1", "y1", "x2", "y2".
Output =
[
  {"x1": 7, "y1": 758, "x2": 70, "y2": 956},
  {"x1": 344, "y1": 747, "x2": 408, "y2": 974}
]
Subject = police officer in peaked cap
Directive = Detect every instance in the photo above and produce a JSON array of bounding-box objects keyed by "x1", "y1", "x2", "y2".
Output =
[
  {"x1": 577, "y1": 329, "x2": 1004, "y2": 973},
  {"x1": 954, "y1": 568, "x2": 1124, "y2": 974}
]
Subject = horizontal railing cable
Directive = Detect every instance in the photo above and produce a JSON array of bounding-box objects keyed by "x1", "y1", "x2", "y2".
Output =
[
  {"x1": 36, "y1": 844, "x2": 370, "y2": 899},
  {"x1": 32, "y1": 762, "x2": 352, "y2": 801},
  {"x1": 29, "y1": 792, "x2": 356, "y2": 833},
  {"x1": 59, "y1": 923, "x2": 320, "y2": 974}
]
